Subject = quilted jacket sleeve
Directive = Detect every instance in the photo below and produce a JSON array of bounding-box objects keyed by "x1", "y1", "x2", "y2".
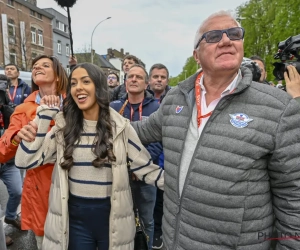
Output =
[
  {"x1": 268, "y1": 99, "x2": 300, "y2": 250},
  {"x1": 15, "y1": 105, "x2": 59, "y2": 169},
  {"x1": 127, "y1": 124, "x2": 164, "y2": 190},
  {"x1": 131, "y1": 103, "x2": 164, "y2": 144},
  {"x1": 294, "y1": 97, "x2": 300, "y2": 105}
]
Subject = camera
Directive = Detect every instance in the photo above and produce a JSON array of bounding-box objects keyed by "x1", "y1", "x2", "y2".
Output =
[
  {"x1": 273, "y1": 34, "x2": 300, "y2": 80},
  {"x1": 241, "y1": 57, "x2": 262, "y2": 82}
]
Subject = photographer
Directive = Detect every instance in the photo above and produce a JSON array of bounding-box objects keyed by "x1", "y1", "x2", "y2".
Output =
[
  {"x1": 284, "y1": 65, "x2": 300, "y2": 104},
  {"x1": 250, "y1": 55, "x2": 271, "y2": 84}
]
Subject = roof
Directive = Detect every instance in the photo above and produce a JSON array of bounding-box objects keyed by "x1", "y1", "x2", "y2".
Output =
[
  {"x1": 15, "y1": 0, "x2": 54, "y2": 19},
  {"x1": 75, "y1": 53, "x2": 117, "y2": 70},
  {"x1": 96, "y1": 54, "x2": 116, "y2": 69}
]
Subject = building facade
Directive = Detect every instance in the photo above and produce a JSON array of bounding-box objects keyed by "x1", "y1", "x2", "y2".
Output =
[
  {"x1": 0, "y1": 0, "x2": 53, "y2": 71},
  {"x1": 43, "y1": 8, "x2": 70, "y2": 71}
]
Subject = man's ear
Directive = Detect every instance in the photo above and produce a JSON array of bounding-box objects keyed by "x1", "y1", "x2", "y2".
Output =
[{"x1": 193, "y1": 50, "x2": 201, "y2": 65}]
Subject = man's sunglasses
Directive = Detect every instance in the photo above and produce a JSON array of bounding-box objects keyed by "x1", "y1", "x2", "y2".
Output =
[{"x1": 195, "y1": 27, "x2": 245, "y2": 49}]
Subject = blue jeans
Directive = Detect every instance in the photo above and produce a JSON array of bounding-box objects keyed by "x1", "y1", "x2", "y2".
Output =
[
  {"x1": 132, "y1": 180, "x2": 156, "y2": 249},
  {"x1": 68, "y1": 194, "x2": 110, "y2": 250},
  {"x1": 0, "y1": 162, "x2": 22, "y2": 220}
]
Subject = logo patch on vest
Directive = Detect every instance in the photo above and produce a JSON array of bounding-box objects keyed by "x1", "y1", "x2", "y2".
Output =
[
  {"x1": 175, "y1": 106, "x2": 183, "y2": 114},
  {"x1": 229, "y1": 113, "x2": 253, "y2": 128}
]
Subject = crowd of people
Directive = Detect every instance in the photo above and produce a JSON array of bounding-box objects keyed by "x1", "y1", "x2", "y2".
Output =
[{"x1": 1, "y1": 9, "x2": 300, "y2": 250}]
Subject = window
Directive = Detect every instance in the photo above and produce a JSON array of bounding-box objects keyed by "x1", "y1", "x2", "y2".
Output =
[
  {"x1": 37, "y1": 13, "x2": 42, "y2": 20},
  {"x1": 64, "y1": 25, "x2": 68, "y2": 33},
  {"x1": 8, "y1": 19, "x2": 15, "y2": 37},
  {"x1": 7, "y1": 0, "x2": 14, "y2": 6},
  {"x1": 30, "y1": 10, "x2": 35, "y2": 16},
  {"x1": 66, "y1": 44, "x2": 70, "y2": 56},
  {"x1": 31, "y1": 52, "x2": 37, "y2": 59},
  {"x1": 37, "y1": 30, "x2": 43, "y2": 46},
  {"x1": 9, "y1": 49, "x2": 16, "y2": 64},
  {"x1": 31, "y1": 27, "x2": 36, "y2": 44},
  {"x1": 58, "y1": 22, "x2": 64, "y2": 31},
  {"x1": 57, "y1": 42, "x2": 61, "y2": 54}
]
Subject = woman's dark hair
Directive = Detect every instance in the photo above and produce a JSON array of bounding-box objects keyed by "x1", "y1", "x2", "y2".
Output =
[
  {"x1": 60, "y1": 63, "x2": 116, "y2": 170},
  {"x1": 31, "y1": 55, "x2": 68, "y2": 94}
]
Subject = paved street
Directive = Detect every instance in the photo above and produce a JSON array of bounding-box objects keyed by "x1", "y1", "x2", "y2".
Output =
[
  {"x1": 0, "y1": 180, "x2": 37, "y2": 250},
  {"x1": 1, "y1": 179, "x2": 165, "y2": 250}
]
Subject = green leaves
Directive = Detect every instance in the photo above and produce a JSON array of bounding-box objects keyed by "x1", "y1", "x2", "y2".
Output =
[
  {"x1": 238, "y1": 0, "x2": 300, "y2": 81},
  {"x1": 173, "y1": 0, "x2": 300, "y2": 85}
]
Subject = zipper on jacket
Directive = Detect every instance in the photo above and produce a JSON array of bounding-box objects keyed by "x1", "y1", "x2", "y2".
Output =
[
  {"x1": 171, "y1": 89, "x2": 246, "y2": 249},
  {"x1": 171, "y1": 89, "x2": 194, "y2": 250}
]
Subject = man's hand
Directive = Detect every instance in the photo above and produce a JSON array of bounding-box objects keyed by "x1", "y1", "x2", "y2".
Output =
[
  {"x1": 17, "y1": 121, "x2": 38, "y2": 142},
  {"x1": 284, "y1": 65, "x2": 300, "y2": 98},
  {"x1": 69, "y1": 56, "x2": 77, "y2": 66}
]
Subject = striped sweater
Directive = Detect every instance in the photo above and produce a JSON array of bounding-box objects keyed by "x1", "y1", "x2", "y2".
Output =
[
  {"x1": 15, "y1": 105, "x2": 164, "y2": 198},
  {"x1": 68, "y1": 119, "x2": 113, "y2": 199}
]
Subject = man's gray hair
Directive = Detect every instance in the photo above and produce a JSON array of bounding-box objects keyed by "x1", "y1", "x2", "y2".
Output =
[{"x1": 193, "y1": 10, "x2": 241, "y2": 49}]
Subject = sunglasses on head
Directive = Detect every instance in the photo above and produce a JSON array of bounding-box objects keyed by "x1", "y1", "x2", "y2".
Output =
[{"x1": 195, "y1": 27, "x2": 244, "y2": 49}]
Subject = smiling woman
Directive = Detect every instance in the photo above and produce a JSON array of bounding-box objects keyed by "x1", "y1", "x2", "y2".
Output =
[
  {"x1": 14, "y1": 62, "x2": 164, "y2": 250},
  {"x1": 0, "y1": 54, "x2": 68, "y2": 250}
]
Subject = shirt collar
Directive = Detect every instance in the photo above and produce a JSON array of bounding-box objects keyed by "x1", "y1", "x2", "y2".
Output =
[{"x1": 199, "y1": 69, "x2": 241, "y2": 97}]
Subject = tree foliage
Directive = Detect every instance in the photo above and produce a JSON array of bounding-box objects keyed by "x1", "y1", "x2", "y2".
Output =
[
  {"x1": 237, "y1": 0, "x2": 300, "y2": 82},
  {"x1": 169, "y1": 56, "x2": 198, "y2": 86},
  {"x1": 171, "y1": 0, "x2": 300, "y2": 85}
]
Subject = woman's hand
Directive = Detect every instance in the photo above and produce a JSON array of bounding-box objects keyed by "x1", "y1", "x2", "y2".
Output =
[
  {"x1": 40, "y1": 95, "x2": 61, "y2": 108},
  {"x1": 284, "y1": 65, "x2": 300, "y2": 98},
  {"x1": 17, "y1": 121, "x2": 38, "y2": 142}
]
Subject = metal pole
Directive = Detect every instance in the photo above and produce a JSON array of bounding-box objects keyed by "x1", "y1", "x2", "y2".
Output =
[{"x1": 90, "y1": 17, "x2": 111, "y2": 64}]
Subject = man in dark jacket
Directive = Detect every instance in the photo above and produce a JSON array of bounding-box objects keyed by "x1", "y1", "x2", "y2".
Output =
[
  {"x1": 148, "y1": 63, "x2": 171, "y2": 104},
  {"x1": 5, "y1": 63, "x2": 31, "y2": 105},
  {"x1": 131, "y1": 10, "x2": 300, "y2": 250},
  {"x1": 110, "y1": 64, "x2": 162, "y2": 249},
  {"x1": 2, "y1": 64, "x2": 30, "y2": 232},
  {"x1": 147, "y1": 63, "x2": 171, "y2": 249}
]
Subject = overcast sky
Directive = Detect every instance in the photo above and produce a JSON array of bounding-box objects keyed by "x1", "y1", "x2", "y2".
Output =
[{"x1": 37, "y1": 0, "x2": 246, "y2": 76}]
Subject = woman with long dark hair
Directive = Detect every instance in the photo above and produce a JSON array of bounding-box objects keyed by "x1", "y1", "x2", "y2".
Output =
[
  {"x1": 15, "y1": 63, "x2": 164, "y2": 250},
  {"x1": 0, "y1": 55, "x2": 68, "y2": 249}
]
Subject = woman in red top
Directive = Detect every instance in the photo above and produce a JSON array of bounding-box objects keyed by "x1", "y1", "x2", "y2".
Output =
[{"x1": 0, "y1": 55, "x2": 68, "y2": 249}]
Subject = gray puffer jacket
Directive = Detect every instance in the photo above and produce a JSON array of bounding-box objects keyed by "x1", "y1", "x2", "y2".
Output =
[{"x1": 132, "y1": 67, "x2": 300, "y2": 250}]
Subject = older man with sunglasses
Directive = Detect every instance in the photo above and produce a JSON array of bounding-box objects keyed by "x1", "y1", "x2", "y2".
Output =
[{"x1": 131, "y1": 10, "x2": 300, "y2": 250}]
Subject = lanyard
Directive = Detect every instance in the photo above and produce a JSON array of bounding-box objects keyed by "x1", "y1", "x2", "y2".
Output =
[
  {"x1": 130, "y1": 101, "x2": 143, "y2": 121},
  {"x1": 8, "y1": 86, "x2": 17, "y2": 102},
  {"x1": 195, "y1": 72, "x2": 212, "y2": 128},
  {"x1": 195, "y1": 73, "x2": 236, "y2": 128}
]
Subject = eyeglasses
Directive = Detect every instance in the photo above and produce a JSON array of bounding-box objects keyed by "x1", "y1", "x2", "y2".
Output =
[
  {"x1": 107, "y1": 76, "x2": 117, "y2": 80},
  {"x1": 195, "y1": 27, "x2": 245, "y2": 49}
]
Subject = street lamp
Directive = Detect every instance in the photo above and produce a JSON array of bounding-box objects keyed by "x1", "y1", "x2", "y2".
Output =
[{"x1": 90, "y1": 17, "x2": 111, "y2": 64}]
